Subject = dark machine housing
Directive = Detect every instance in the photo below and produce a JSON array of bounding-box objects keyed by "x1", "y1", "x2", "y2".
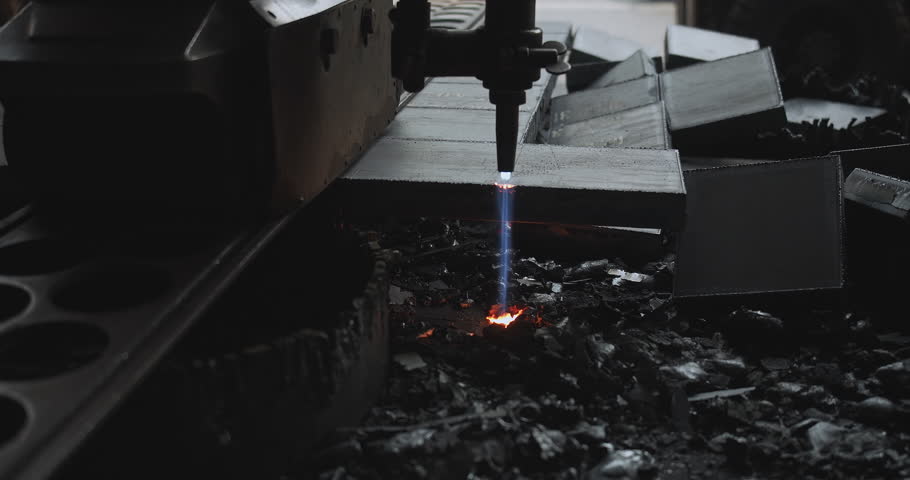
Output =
[{"x1": 0, "y1": 0, "x2": 398, "y2": 225}]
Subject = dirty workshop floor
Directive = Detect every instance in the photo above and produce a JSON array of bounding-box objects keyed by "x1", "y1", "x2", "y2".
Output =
[{"x1": 299, "y1": 217, "x2": 910, "y2": 480}]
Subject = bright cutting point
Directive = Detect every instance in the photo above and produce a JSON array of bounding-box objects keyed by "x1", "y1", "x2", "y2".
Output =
[{"x1": 500, "y1": 171, "x2": 512, "y2": 181}]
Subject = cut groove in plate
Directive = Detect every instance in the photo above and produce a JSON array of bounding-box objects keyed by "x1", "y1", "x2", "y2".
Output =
[
  {"x1": 0, "y1": 284, "x2": 30, "y2": 322},
  {"x1": 0, "y1": 322, "x2": 108, "y2": 381},
  {"x1": 53, "y1": 264, "x2": 172, "y2": 313}
]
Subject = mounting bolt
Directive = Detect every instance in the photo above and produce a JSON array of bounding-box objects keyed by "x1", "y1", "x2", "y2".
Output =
[
  {"x1": 321, "y1": 27, "x2": 339, "y2": 71},
  {"x1": 361, "y1": 8, "x2": 376, "y2": 45}
]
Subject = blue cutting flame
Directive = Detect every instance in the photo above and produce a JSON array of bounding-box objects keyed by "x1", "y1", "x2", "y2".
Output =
[{"x1": 497, "y1": 182, "x2": 515, "y2": 313}]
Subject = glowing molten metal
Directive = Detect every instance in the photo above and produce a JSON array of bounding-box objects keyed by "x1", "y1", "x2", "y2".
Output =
[{"x1": 487, "y1": 305, "x2": 527, "y2": 327}]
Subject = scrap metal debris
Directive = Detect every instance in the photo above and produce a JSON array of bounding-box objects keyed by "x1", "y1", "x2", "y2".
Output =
[
  {"x1": 393, "y1": 352, "x2": 427, "y2": 372},
  {"x1": 294, "y1": 218, "x2": 910, "y2": 480},
  {"x1": 296, "y1": 22, "x2": 910, "y2": 480}
]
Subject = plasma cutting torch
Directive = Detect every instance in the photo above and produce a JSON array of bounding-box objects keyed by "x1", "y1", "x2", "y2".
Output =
[{"x1": 391, "y1": 0, "x2": 570, "y2": 175}]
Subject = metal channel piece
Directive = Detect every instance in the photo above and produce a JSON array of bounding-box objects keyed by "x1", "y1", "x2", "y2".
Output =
[
  {"x1": 845, "y1": 169, "x2": 910, "y2": 221},
  {"x1": 660, "y1": 48, "x2": 787, "y2": 155}
]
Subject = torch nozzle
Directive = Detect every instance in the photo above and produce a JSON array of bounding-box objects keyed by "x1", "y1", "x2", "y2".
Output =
[{"x1": 495, "y1": 102, "x2": 519, "y2": 174}]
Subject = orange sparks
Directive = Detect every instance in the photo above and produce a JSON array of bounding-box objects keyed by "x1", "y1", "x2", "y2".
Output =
[
  {"x1": 417, "y1": 328, "x2": 435, "y2": 339},
  {"x1": 486, "y1": 305, "x2": 527, "y2": 327},
  {"x1": 495, "y1": 182, "x2": 517, "y2": 190}
]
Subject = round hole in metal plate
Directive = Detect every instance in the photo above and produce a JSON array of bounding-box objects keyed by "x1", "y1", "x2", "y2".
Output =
[
  {"x1": 0, "y1": 239, "x2": 86, "y2": 276},
  {"x1": 52, "y1": 264, "x2": 172, "y2": 313},
  {"x1": 0, "y1": 284, "x2": 30, "y2": 323},
  {"x1": 0, "y1": 396, "x2": 27, "y2": 448},
  {"x1": 0, "y1": 322, "x2": 108, "y2": 381}
]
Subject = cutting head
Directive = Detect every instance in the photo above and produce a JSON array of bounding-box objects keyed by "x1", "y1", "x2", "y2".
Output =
[{"x1": 390, "y1": 0, "x2": 570, "y2": 175}]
